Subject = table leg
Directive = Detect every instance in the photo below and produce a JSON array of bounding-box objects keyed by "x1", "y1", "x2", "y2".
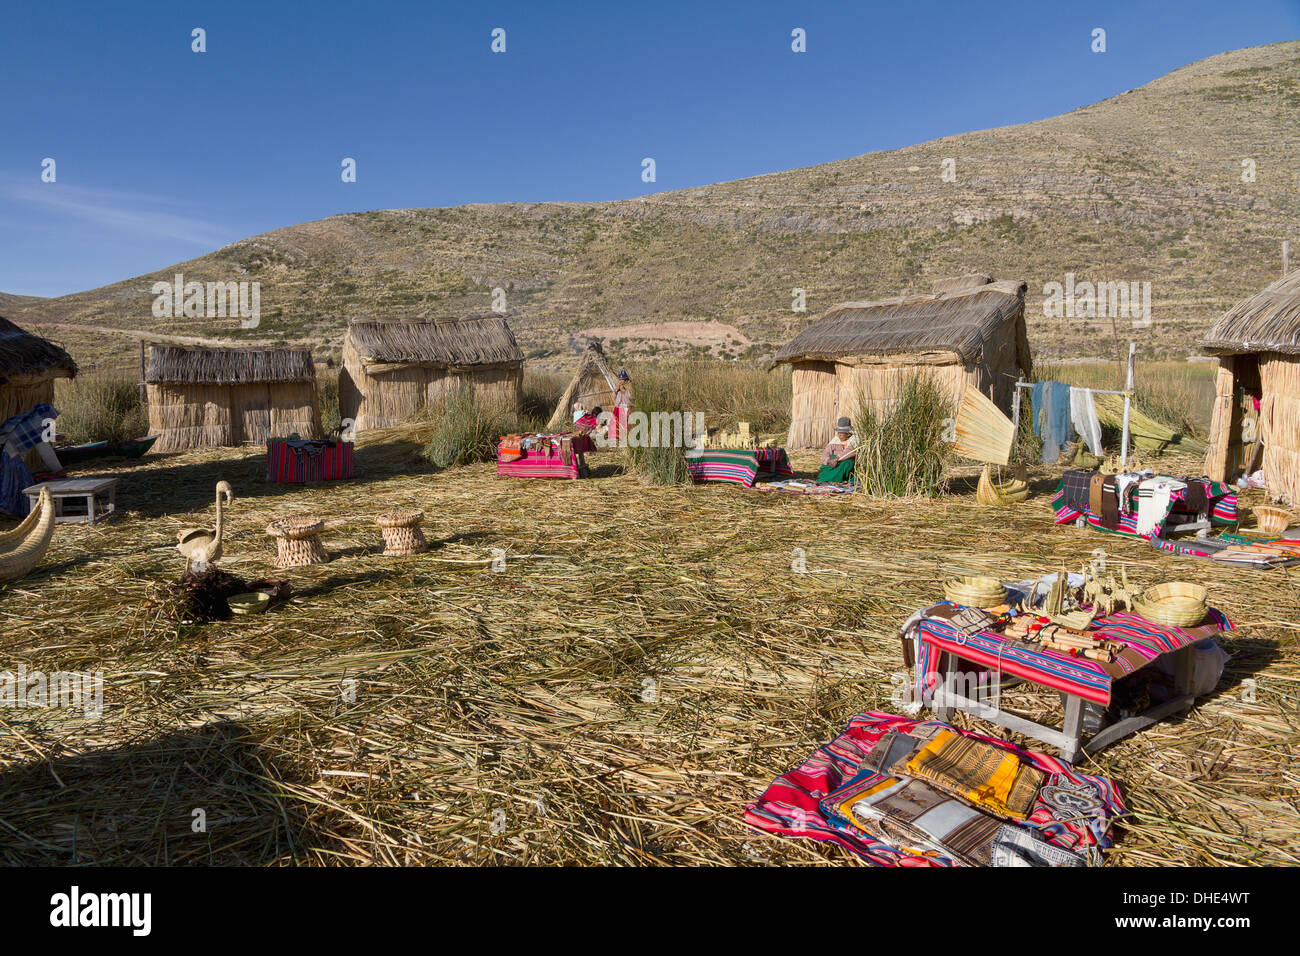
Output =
[
  {"x1": 1061, "y1": 694, "x2": 1084, "y2": 764},
  {"x1": 86, "y1": 494, "x2": 96, "y2": 525},
  {"x1": 933, "y1": 652, "x2": 955, "y2": 723}
]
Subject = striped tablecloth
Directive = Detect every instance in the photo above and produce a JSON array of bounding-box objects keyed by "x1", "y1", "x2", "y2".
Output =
[
  {"x1": 685, "y1": 447, "x2": 794, "y2": 487},
  {"x1": 915, "y1": 605, "x2": 1231, "y2": 706},
  {"x1": 266, "y1": 440, "x2": 354, "y2": 482},
  {"x1": 496, "y1": 434, "x2": 595, "y2": 480}
]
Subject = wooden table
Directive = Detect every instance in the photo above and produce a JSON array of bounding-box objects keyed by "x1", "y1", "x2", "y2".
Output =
[
  {"x1": 911, "y1": 606, "x2": 1228, "y2": 763},
  {"x1": 23, "y1": 477, "x2": 119, "y2": 525}
]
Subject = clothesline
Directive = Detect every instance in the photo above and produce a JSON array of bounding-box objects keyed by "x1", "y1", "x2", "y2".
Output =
[{"x1": 1008, "y1": 341, "x2": 1136, "y2": 470}]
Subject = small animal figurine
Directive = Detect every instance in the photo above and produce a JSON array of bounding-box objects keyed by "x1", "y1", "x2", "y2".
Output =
[{"x1": 177, "y1": 481, "x2": 233, "y2": 573}]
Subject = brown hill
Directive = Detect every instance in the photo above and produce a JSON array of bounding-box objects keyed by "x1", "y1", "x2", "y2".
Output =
[{"x1": 8, "y1": 41, "x2": 1299, "y2": 373}]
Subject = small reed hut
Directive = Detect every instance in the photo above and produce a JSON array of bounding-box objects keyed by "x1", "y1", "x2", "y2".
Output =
[
  {"x1": 770, "y1": 275, "x2": 1031, "y2": 449},
  {"x1": 339, "y1": 313, "x2": 524, "y2": 431},
  {"x1": 546, "y1": 342, "x2": 618, "y2": 430},
  {"x1": 0, "y1": 316, "x2": 78, "y2": 466},
  {"x1": 145, "y1": 344, "x2": 321, "y2": 452},
  {"x1": 0, "y1": 315, "x2": 78, "y2": 425},
  {"x1": 1202, "y1": 269, "x2": 1300, "y2": 503}
]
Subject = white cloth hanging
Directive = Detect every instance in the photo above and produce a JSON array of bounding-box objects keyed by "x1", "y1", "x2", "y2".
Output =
[{"x1": 1069, "y1": 387, "x2": 1103, "y2": 456}]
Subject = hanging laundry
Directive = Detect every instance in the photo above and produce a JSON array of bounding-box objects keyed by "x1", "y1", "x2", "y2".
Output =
[
  {"x1": 0, "y1": 403, "x2": 57, "y2": 454},
  {"x1": 1070, "y1": 387, "x2": 1103, "y2": 456},
  {"x1": 1032, "y1": 381, "x2": 1072, "y2": 463}
]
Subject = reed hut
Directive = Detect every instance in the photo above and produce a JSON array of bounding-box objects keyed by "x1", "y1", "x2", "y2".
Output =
[
  {"x1": 0, "y1": 315, "x2": 78, "y2": 425},
  {"x1": 0, "y1": 316, "x2": 77, "y2": 468},
  {"x1": 546, "y1": 342, "x2": 618, "y2": 430},
  {"x1": 770, "y1": 275, "x2": 1031, "y2": 449},
  {"x1": 339, "y1": 313, "x2": 524, "y2": 431},
  {"x1": 145, "y1": 344, "x2": 321, "y2": 452},
  {"x1": 1202, "y1": 270, "x2": 1300, "y2": 503}
]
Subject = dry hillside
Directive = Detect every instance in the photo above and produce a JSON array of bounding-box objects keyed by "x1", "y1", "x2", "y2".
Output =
[{"x1": 7, "y1": 41, "x2": 1299, "y2": 373}]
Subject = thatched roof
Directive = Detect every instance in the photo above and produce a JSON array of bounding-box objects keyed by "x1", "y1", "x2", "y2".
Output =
[
  {"x1": 0, "y1": 315, "x2": 77, "y2": 385},
  {"x1": 346, "y1": 313, "x2": 524, "y2": 368},
  {"x1": 1201, "y1": 270, "x2": 1300, "y2": 355},
  {"x1": 145, "y1": 344, "x2": 316, "y2": 385},
  {"x1": 546, "y1": 343, "x2": 618, "y2": 430},
  {"x1": 772, "y1": 277, "x2": 1028, "y2": 367}
]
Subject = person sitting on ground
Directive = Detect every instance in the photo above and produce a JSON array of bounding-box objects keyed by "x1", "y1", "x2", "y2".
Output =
[
  {"x1": 817, "y1": 417, "x2": 858, "y2": 483},
  {"x1": 575, "y1": 405, "x2": 603, "y2": 437}
]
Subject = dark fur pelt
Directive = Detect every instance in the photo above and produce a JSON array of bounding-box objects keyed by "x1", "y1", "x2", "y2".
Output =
[{"x1": 178, "y1": 567, "x2": 250, "y2": 622}]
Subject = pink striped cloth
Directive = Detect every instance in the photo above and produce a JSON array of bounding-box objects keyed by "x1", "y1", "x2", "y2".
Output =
[{"x1": 745, "y1": 712, "x2": 1125, "y2": 865}]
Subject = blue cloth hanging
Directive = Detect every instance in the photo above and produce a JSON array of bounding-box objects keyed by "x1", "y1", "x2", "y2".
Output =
[{"x1": 1032, "y1": 381, "x2": 1073, "y2": 463}]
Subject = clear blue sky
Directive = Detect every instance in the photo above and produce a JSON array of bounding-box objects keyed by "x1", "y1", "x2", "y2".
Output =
[{"x1": 2, "y1": 0, "x2": 1297, "y2": 297}]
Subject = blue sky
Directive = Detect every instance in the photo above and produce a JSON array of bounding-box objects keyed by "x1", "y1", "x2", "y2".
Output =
[{"x1": 1, "y1": 0, "x2": 1297, "y2": 297}]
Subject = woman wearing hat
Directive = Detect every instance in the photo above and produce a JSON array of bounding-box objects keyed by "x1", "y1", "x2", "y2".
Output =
[
  {"x1": 611, "y1": 369, "x2": 633, "y2": 443},
  {"x1": 817, "y1": 416, "x2": 858, "y2": 483}
]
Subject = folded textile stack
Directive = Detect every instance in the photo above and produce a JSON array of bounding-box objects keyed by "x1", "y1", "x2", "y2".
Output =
[{"x1": 746, "y1": 712, "x2": 1125, "y2": 867}]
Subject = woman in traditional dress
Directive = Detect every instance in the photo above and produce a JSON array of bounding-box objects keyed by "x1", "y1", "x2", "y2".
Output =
[
  {"x1": 816, "y1": 417, "x2": 858, "y2": 483},
  {"x1": 611, "y1": 370, "x2": 633, "y2": 443}
]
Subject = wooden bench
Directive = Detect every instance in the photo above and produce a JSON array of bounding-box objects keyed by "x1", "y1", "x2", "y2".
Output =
[{"x1": 23, "y1": 477, "x2": 119, "y2": 525}]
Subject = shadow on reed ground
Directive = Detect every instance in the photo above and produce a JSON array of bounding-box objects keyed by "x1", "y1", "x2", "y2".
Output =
[{"x1": 0, "y1": 720, "x2": 338, "y2": 865}]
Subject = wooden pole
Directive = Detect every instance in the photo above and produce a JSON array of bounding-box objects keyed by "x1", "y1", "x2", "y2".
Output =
[
  {"x1": 1120, "y1": 341, "x2": 1136, "y2": 470},
  {"x1": 1010, "y1": 377, "x2": 1024, "y2": 452},
  {"x1": 1285, "y1": 239, "x2": 1292, "y2": 277},
  {"x1": 138, "y1": 340, "x2": 147, "y2": 404}
]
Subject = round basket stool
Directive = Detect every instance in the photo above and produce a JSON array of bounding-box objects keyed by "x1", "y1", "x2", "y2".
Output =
[
  {"x1": 266, "y1": 517, "x2": 329, "y2": 567},
  {"x1": 375, "y1": 510, "x2": 427, "y2": 556}
]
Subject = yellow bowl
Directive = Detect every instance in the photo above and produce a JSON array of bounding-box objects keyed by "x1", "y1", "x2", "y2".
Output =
[{"x1": 229, "y1": 591, "x2": 271, "y2": 615}]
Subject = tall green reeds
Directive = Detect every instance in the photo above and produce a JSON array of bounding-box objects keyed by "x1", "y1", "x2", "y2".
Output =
[
  {"x1": 425, "y1": 389, "x2": 520, "y2": 469},
  {"x1": 852, "y1": 373, "x2": 951, "y2": 497},
  {"x1": 53, "y1": 375, "x2": 148, "y2": 444}
]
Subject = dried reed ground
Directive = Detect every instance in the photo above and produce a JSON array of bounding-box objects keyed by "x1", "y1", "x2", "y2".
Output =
[{"x1": 0, "y1": 425, "x2": 1296, "y2": 866}]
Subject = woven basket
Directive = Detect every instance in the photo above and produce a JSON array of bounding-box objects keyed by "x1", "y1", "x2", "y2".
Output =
[
  {"x1": 375, "y1": 510, "x2": 427, "y2": 556},
  {"x1": 1254, "y1": 506, "x2": 1294, "y2": 536},
  {"x1": 266, "y1": 517, "x2": 329, "y2": 567},
  {"x1": 1133, "y1": 582, "x2": 1208, "y2": 627},
  {"x1": 943, "y1": 576, "x2": 1007, "y2": 608}
]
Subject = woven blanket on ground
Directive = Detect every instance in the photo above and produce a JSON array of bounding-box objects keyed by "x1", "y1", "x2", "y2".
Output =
[
  {"x1": 685, "y1": 447, "x2": 793, "y2": 487},
  {"x1": 903, "y1": 728, "x2": 1045, "y2": 819},
  {"x1": 496, "y1": 434, "x2": 595, "y2": 480},
  {"x1": 266, "y1": 440, "x2": 354, "y2": 482},
  {"x1": 1052, "y1": 474, "x2": 1237, "y2": 539},
  {"x1": 1153, "y1": 535, "x2": 1300, "y2": 568},
  {"x1": 825, "y1": 771, "x2": 1085, "y2": 867},
  {"x1": 744, "y1": 712, "x2": 1124, "y2": 866},
  {"x1": 754, "y1": 479, "x2": 854, "y2": 495},
  {"x1": 914, "y1": 603, "x2": 1232, "y2": 705}
]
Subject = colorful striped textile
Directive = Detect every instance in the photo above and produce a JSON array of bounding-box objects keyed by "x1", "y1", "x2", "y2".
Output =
[
  {"x1": 1052, "y1": 476, "x2": 1238, "y2": 540},
  {"x1": 496, "y1": 434, "x2": 595, "y2": 480},
  {"x1": 915, "y1": 604, "x2": 1231, "y2": 706},
  {"x1": 745, "y1": 712, "x2": 1124, "y2": 866},
  {"x1": 685, "y1": 447, "x2": 793, "y2": 487},
  {"x1": 266, "y1": 440, "x2": 354, "y2": 483}
]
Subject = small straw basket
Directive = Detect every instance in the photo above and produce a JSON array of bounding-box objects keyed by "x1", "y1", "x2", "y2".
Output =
[
  {"x1": 943, "y1": 576, "x2": 1007, "y2": 608},
  {"x1": 1132, "y1": 582, "x2": 1208, "y2": 627},
  {"x1": 1254, "y1": 506, "x2": 1294, "y2": 536}
]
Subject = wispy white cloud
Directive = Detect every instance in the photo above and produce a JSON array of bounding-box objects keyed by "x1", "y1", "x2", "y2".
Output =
[{"x1": 3, "y1": 179, "x2": 234, "y2": 248}]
